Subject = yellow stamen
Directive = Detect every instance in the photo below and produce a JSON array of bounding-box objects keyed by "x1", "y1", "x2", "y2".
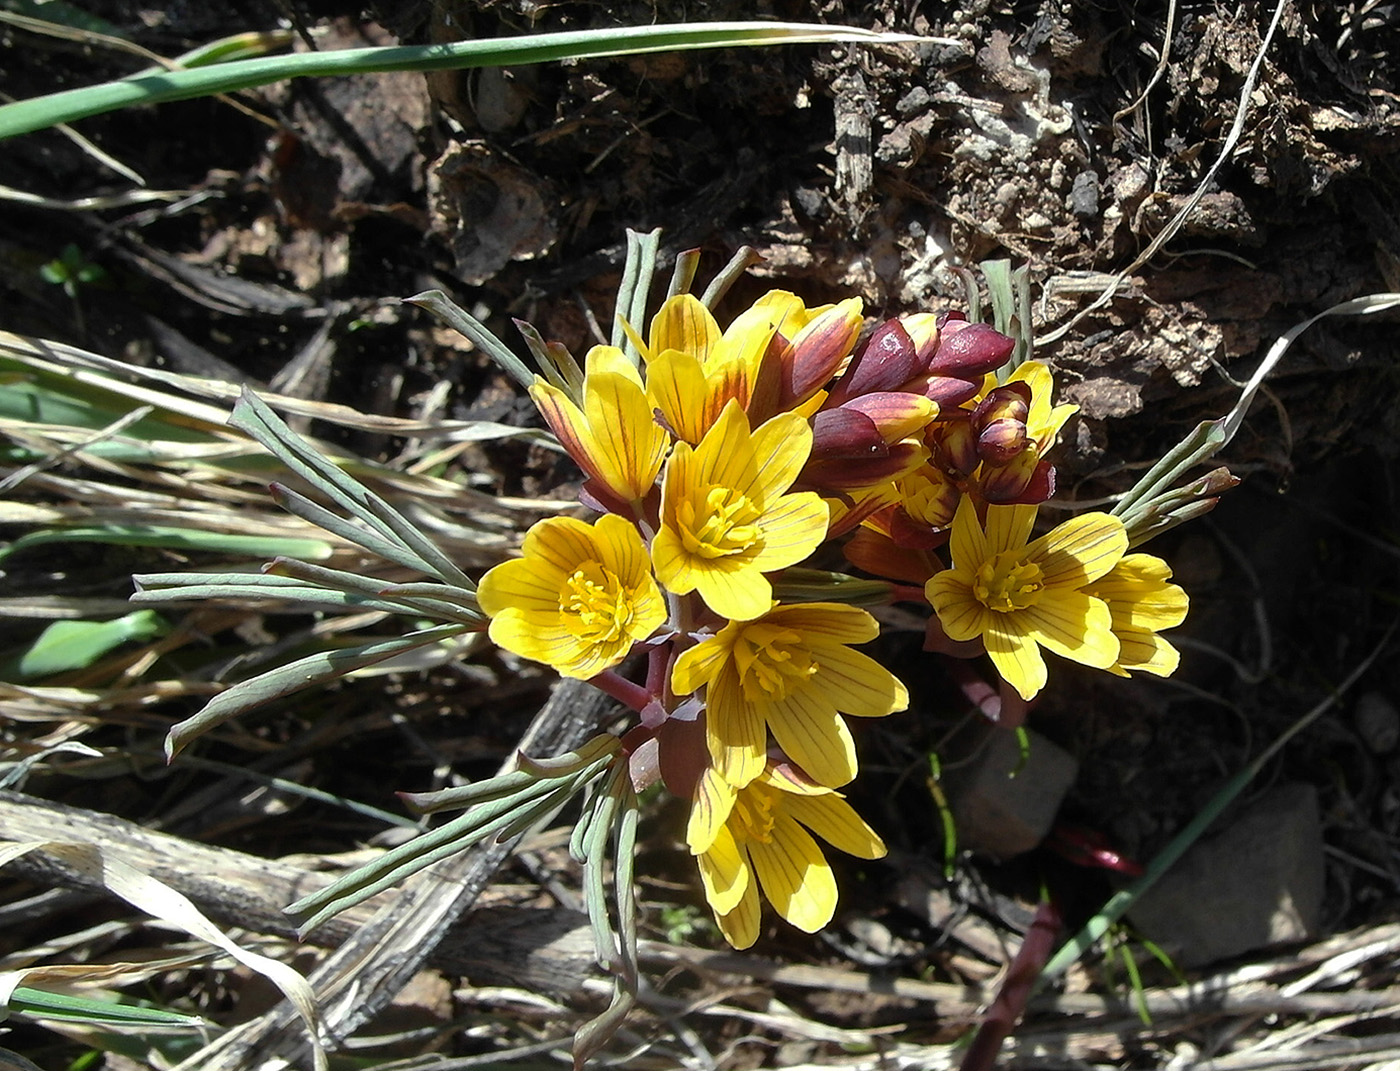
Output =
[
  {"x1": 732, "y1": 624, "x2": 819, "y2": 700},
  {"x1": 679, "y1": 485, "x2": 762, "y2": 559},
  {"x1": 561, "y1": 561, "x2": 631, "y2": 645},
  {"x1": 973, "y1": 551, "x2": 1044, "y2": 612},
  {"x1": 731, "y1": 782, "x2": 780, "y2": 844}
]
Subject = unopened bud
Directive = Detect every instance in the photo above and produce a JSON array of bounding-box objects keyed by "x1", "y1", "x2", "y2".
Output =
[
  {"x1": 900, "y1": 312, "x2": 941, "y2": 363},
  {"x1": 973, "y1": 383, "x2": 1032, "y2": 464},
  {"x1": 981, "y1": 451, "x2": 1055, "y2": 504},
  {"x1": 811, "y1": 408, "x2": 887, "y2": 460},
  {"x1": 834, "y1": 391, "x2": 939, "y2": 444},
  {"x1": 897, "y1": 465, "x2": 960, "y2": 531},
  {"x1": 802, "y1": 441, "x2": 926, "y2": 491},
  {"x1": 783, "y1": 298, "x2": 864, "y2": 405},
  {"x1": 927, "y1": 413, "x2": 980, "y2": 478},
  {"x1": 827, "y1": 320, "x2": 922, "y2": 405},
  {"x1": 929, "y1": 321, "x2": 1016, "y2": 378},
  {"x1": 977, "y1": 418, "x2": 1029, "y2": 463}
]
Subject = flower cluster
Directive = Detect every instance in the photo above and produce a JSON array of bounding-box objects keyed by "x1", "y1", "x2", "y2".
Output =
[{"x1": 477, "y1": 285, "x2": 1188, "y2": 946}]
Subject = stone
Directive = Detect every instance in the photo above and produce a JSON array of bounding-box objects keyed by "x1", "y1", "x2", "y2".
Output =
[
  {"x1": 948, "y1": 728, "x2": 1079, "y2": 859},
  {"x1": 1128, "y1": 782, "x2": 1324, "y2": 968}
]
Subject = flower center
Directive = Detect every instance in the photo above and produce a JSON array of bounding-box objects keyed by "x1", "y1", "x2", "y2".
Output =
[
  {"x1": 732, "y1": 623, "x2": 818, "y2": 701},
  {"x1": 678, "y1": 484, "x2": 762, "y2": 560},
  {"x1": 731, "y1": 782, "x2": 780, "y2": 844},
  {"x1": 973, "y1": 551, "x2": 1044, "y2": 612},
  {"x1": 560, "y1": 561, "x2": 631, "y2": 645}
]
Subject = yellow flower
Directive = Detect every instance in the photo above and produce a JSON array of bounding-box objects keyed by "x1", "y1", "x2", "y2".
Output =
[
  {"x1": 477, "y1": 514, "x2": 666, "y2": 680},
  {"x1": 1084, "y1": 554, "x2": 1189, "y2": 677},
  {"x1": 671, "y1": 602, "x2": 909, "y2": 788},
  {"x1": 653, "y1": 400, "x2": 828, "y2": 621},
  {"x1": 926, "y1": 497, "x2": 1128, "y2": 700},
  {"x1": 686, "y1": 763, "x2": 886, "y2": 949},
  {"x1": 629, "y1": 292, "x2": 863, "y2": 443},
  {"x1": 629, "y1": 293, "x2": 774, "y2": 445},
  {"x1": 529, "y1": 345, "x2": 669, "y2": 507}
]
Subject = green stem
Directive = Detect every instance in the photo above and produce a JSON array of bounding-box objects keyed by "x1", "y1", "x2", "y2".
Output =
[{"x1": 0, "y1": 23, "x2": 914, "y2": 140}]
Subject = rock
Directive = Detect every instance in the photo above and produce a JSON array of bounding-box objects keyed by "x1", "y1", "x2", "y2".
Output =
[
  {"x1": 948, "y1": 728, "x2": 1079, "y2": 858},
  {"x1": 1355, "y1": 692, "x2": 1399, "y2": 754},
  {"x1": 1128, "y1": 783, "x2": 1324, "y2": 968}
]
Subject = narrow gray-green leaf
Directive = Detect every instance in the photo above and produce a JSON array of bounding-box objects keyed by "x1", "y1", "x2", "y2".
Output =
[
  {"x1": 407, "y1": 290, "x2": 534, "y2": 391},
  {"x1": 7, "y1": 986, "x2": 204, "y2": 1026},
  {"x1": 165, "y1": 624, "x2": 470, "y2": 758}
]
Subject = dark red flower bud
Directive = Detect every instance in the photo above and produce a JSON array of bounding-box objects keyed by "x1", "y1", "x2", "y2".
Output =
[
  {"x1": 929, "y1": 321, "x2": 1016, "y2": 378},
  {"x1": 781, "y1": 298, "x2": 864, "y2": 405},
  {"x1": 811, "y1": 408, "x2": 888, "y2": 460},
  {"x1": 826, "y1": 320, "x2": 922, "y2": 406},
  {"x1": 981, "y1": 452, "x2": 1056, "y2": 504},
  {"x1": 973, "y1": 383, "x2": 1032, "y2": 464},
  {"x1": 927, "y1": 413, "x2": 980, "y2": 478},
  {"x1": 802, "y1": 441, "x2": 925, "y2": 492}
]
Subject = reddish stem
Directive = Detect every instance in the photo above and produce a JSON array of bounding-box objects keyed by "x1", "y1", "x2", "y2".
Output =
[
  {"x1": 586, "y1": 670, "x2": 652, "y2": 714},
  {"x1": 890, "y1": 583, "x2": 930, "y2": 603},
  {"x1": 958, "y1": 898, "x2": 1062, "y2": 1071}
]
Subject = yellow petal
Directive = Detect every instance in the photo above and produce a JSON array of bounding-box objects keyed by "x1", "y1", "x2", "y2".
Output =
[
  {"x1": 715, "y1": 876, "x2": 762, "y2": 949},
  {"x1": 529, "y1": 380, "x2": 604, "y2": 482},
  {"x1": 647, "y1": 349, "x2": 710, "y2": 444},
  {"x1": 1031, "y1": 512, "x2": 1128, "y2": 587},
  {"x1": 582, "y1": 343, "x2": 643, "y2": 386},
  {"x1": 767, "y1": 603, "x2": 878, "y2": 645},
  {"x1": 650, "y1": 522, "x2": 698, "y2": 597},
  {"x1": 805, "y1": 644, "x2": 909, "y2": 717},
  {"x1": 583, "y1": 368, "x2": 668, "y2": 500},
  {"x1": 671, "y1": 630, "x2": 733, "y2": 695},
  {"x1": 751, "y1": 818, "x2": 837, "y2": 933},
  {"x1": 687, "y1": 766, "x2": 738, "y2": 853},
  {"x1": 782, "y1": 792, "x2": 887, "y2": 860},
  {"x1": 749, "y1": 493, "x2": 828, "y2": 572},
  {"x1": 526, "y1": 515, "x2": 604, "y2": 576},
  {"x1": 985, "y1": 503, "x2": 1037, "y2": 557},
  {"x1": 948, "y1": 494, "x2": 987, "y2": 572},
  {"x1": 476, "y1": 556, "x2": 562, "y2": 617},
  {"x1": 1115, "y1": 626, "x2": 1181, "y2": 676},
  {"x1": 695, "y1": 400, "x2": 759, "y2": 497},
  {"x1": 487, "y1": 612, "x2": 611, "y2": 679},
  {"x1": 650, "y1": 294, "x2": 722, "y2": 363},
  {"x1": 1019, "y1": 590, "x2": 1119, "y2": 670},
  {"x1": 748, "y1": 289, "x2": 811, "y2": 335},
  {"x1": 984, "y1": 616, "x2": 1048, "y2": 700},
  {"x1": 707, "y1": 667, "x2": 768, "y2": 786},
  {"x1": 696, "y1": 561, "x2": 772, "y2": 623},
  {"x1": 1089, "y1": 554, "x2": 1189, "y2": 630},
  {"x1": 927, "y1": 570, "x2": 989, "y2": 642},
  {"x1": 766, "y1": 689, "x2": 857, "y2": 788},
  {"x1": 748, "y1": 411, "x2": 814, "y2": 503},
  {"x1": 697, "y1": 826, "x2": 750, "y2": 915}
]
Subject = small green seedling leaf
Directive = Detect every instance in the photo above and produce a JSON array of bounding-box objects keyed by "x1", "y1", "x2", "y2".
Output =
[{"x1": 1, "y1": 611, "x2": 169, "y2": 681}]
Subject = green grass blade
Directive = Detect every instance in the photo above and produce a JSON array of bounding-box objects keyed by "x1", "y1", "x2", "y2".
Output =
[
  {"x1": 0, "y1": 23, "x2": 918, "y2": 139},
  {"x1": 0, "y1": 525, "x2": 333, "y2": 563},
  {"x1": 7, "y1": 986, "x2": 204, "y2": 1027}
]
